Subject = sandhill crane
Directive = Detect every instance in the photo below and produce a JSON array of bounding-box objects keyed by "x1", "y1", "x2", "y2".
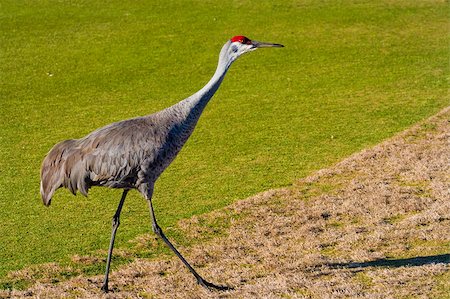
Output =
[{"x1": 40, "y1": 35, "x2": 284, "y2": 292}]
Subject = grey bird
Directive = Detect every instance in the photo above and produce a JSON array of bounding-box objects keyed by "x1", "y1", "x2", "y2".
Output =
[{"x1": 40, "y1": 35, "x2": 284, "y2": 292}]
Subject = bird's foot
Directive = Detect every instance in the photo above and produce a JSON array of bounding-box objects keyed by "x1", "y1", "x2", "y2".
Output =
[
  {"x1": 100, "y1": 283, "x2": 109, "y2": 293},
  {"x1": 197, "y1": 278, "x2": 233, "y2": 291}
]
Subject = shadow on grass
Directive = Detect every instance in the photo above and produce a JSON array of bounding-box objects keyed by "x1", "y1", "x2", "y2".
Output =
[{"x1": 328, "y1": 254, "x2": 450, "y2": 269}]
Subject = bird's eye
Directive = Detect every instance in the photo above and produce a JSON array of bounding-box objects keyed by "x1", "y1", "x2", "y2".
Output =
[
  {"x1": 231, "y1": 45, "x2": 238, "y2": 53},
  {"x1": 241, "y1": 37, "x2": 251, "y2": 45}
]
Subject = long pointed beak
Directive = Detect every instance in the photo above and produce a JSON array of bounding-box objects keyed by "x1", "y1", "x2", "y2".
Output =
[{"x1": 252, "y1": 40, "x2": 284, "y2": 48}]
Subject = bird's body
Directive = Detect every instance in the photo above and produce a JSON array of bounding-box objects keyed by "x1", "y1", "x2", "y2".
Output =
[
  {"x1": 41, "y1": 39, "x2": 235, "y2": 205},
  {"x1": 42, "y1": 102, "x2": 199, "y2": 204},
  {"x1": 40, "y1": 36, "x2": 283, "y2": 292}
]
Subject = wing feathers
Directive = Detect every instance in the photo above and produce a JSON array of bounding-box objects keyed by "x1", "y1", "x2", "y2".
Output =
[
  {"x1": 40, "y1": 139, "x2": 77, "y2": 206},
  {"x1": 40, "y1": 117, "x2": 159, "y2": 205}
]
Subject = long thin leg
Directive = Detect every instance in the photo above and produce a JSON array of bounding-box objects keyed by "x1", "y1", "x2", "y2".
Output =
[
  {"x1": 147, "y1": 198, "x2": 231, "y2": 291},
  {"x1": 101, "y1": 189, "x2": 129, "y2": 293}
]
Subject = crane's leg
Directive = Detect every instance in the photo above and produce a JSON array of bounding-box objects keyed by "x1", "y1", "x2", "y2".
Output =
[
  {"x1": 101, "y1": 189, "x2": 129, "y2": 293},
  {"x1": 146, "y1": 194, "x2": 231, "y2": 291}
]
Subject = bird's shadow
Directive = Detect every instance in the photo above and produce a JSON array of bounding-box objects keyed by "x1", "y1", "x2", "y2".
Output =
[{"x1": 326, "y1": 254, "x2": 449, "y2": 270}]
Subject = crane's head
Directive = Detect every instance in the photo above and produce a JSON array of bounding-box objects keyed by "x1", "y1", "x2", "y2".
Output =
[{"x1": 226, "y1": 35, "x2": 284, "y2": 62}]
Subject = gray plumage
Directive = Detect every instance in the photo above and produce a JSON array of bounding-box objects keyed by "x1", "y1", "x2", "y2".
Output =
[
  {"x1": 41, "y1": 104, "x2": 202, "y2": 205},
  {"x1": 40, "y1": 36, "x2": 283, "y2": 292}
]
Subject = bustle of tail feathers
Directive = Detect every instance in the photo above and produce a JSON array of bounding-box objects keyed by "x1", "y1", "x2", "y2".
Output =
[{"x1": 40, "y1": 139, "x2": 84, "y2": 206}]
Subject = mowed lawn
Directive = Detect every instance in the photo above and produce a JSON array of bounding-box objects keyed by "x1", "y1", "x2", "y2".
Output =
[{"x1": 0, "y1": 0, "x2": 447, "y2": 286}]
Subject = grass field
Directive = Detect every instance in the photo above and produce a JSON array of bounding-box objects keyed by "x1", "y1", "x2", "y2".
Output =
[
  {"x1": 5, "y1": 105, "x2": 448, "y2": 298},
  {"x1": 0, "y1": 0, "x2": 448, "y2": 289}
]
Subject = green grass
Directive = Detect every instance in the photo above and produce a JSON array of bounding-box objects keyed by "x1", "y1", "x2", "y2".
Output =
[{"x1": 0, "y1": 0, "x2": 448, "y2": 284}]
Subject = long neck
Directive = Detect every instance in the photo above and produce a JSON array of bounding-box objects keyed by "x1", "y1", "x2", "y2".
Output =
[
  {"x1": 169, "y1": 41, "x2": 233, "y2": 118},
  {"x1": 146, "y1": 41, "x2": 234, "y2": 167}
]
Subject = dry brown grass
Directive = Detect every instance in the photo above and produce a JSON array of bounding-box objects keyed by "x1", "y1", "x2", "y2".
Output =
[{"x1": 2, "y1": 107, "x2": 449, "y2": 298}]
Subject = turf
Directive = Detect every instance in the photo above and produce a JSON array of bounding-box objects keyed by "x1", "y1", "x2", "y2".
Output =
[
  {"x1": 0, "y1": 0, "x2": 448, "y2": 282},
  {"x1": 4, "y1": 103, "x2": 449, "y2": 298}
]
